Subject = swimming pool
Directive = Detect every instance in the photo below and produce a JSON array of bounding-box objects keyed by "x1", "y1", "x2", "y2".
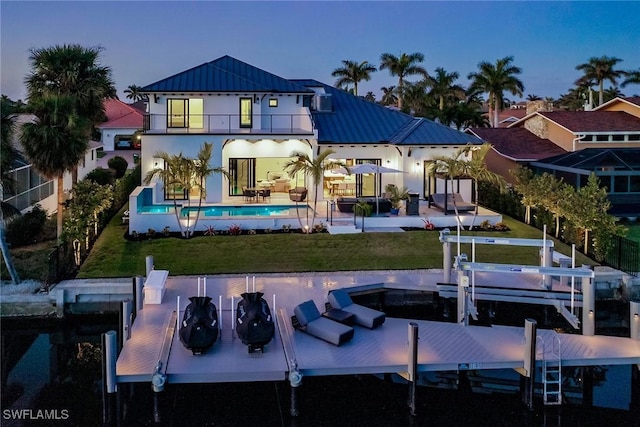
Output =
[{"x1": 138, "y1": 204, "x2": 308, "y2": 217}]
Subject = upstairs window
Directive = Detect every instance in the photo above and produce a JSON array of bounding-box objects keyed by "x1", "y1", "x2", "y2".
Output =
[
  {"x1": 269, "y1": 98, "x2": 278, "y2": 107},
  {"x1": 240, "y1": 98, "x2": 252, "y2": 128},
  {"x1": 167, "y1": 98, "x2": 203, "y2": 129},
  {"x1": 168, "y1": 99, "x2": 188, "y2": 128}
]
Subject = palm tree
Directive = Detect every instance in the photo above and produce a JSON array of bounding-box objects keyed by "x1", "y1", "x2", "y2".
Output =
[
  {"x1": 25, "y1": 44, "x2": 116, "y2": 127},
  {"x1": 604, "y1": 86, "x2": 624, "y2": 103},
  {"x1": 189, "y1": 142, "x2": 228, "y2": 238},
  {"x1": 379, "y1": 52, "x2": 429, "y2": 109},
  {"x1": 331, "y1": 60, "x2": 377, "y2": 96},
  {"x1": 1, "y1": 97, "x2": 21, "y2": 284},
  {"x1": 25, "y1": 44, "x2": 116, "y2": 183},
  {"x1": 622, "y1": 68, "x2": 640, "y2": 87},
  {"x1": 526, "y1": 94, "x2": 542, "y2": 101},
  {"x1": 575, "y1": 56, "x2": 624, "y2": 106},
  {"x1": 463, "y1": 143, "x2": 507, "y2": 228},
  {"x1": 364, "y1": 92, "x2": 376, "y2": 102},
  {"x1": 144, "y1": 151, "x2": 191, "y2": 237},
  {"x1": 467, "y1": 56, "x2": 524, "y2": 128},
  {"x1": 401, "y1": 80, "x2": 432, "y2": 116},
  {"x1": 124, "y1": 84, "x2": 147, "y2": 102},
  {"x1": 284, "y1": 149, "x2": 337, "y2": 232},
  {"x1": 380, "y1": 86, "x2": 398, "y2": 106},
  {"x1": 20, "y1": 95, "x2": 90, "y2": 242},
  {"x1": 426, "y1": 67, "x2": 465, "y2": 111}
]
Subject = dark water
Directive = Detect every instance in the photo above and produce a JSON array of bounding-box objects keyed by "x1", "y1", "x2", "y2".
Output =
[{"x1": 1, "y1": 314, "x2": 639, "y2": 427}]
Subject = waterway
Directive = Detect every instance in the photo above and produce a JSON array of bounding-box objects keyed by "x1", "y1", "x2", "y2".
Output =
[{"x1": 1, "y1": 314, "x2": 638, "y2": 426}]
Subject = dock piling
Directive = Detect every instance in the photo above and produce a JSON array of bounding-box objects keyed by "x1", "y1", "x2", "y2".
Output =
[
  {"x1": 102, "y1": 330, "x2": 118, "y2": 424},
  {"x1": 522, "y1": 319, "x2": 537, "y2": 410},
  {"x1": 133, "y1": 276, "x2": 143, "y2": 316},
  {"x1": 145, "y1": 255, "x2": 154, "y2": 276},
  {"x1": 582, "y1": 267, "x2": 594, "y2": 336},
  {"x1": 407, "y1": 322, "x2": 419, "y2": 416},
  {"x1": 289, "y1": 370, "x2": 303, "y2": 417}
]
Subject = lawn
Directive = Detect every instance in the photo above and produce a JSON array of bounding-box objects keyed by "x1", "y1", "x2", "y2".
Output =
[{"x1": 75, "y1": 211, "x2": 595, "y2": 279}]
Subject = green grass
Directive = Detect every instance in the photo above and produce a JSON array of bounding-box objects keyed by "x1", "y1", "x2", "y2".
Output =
[
  {"x1": 75, "y1": 212, "x2": 595, "y2": 279},
  {"x1": 625, "y1": 223, "x2": 640, "y2": 243}
]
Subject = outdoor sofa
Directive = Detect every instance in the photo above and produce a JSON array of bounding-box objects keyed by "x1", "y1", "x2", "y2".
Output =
[
  {"x1": 430, "y1": 193, "x2": 475, "y2": 214},
  {"x1": 335, "y1": 197, "x2": 392, "y2": 213}
]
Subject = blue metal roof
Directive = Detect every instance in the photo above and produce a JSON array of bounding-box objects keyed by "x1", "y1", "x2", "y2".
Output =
[
  {"x1": 142, "y1": 55, "x2": 313, "y2": 94},
  {"x1": 292, "y1": 79, "x2": 481, "y2": 146}
]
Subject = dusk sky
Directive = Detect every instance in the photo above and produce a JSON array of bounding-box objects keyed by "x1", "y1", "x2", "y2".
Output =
[{"x1": 2, "y1": 1, "x2": 639, "y2": 102}]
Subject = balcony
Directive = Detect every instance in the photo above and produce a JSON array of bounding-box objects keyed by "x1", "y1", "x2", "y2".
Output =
[{"x1": 143, "y1": 113, "x2": 315, "y2": 135}]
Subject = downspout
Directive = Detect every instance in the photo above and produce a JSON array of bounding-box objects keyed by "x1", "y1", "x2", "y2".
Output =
[{"x1": 572, "y1": 134, "x2": 586, "y2": 152}]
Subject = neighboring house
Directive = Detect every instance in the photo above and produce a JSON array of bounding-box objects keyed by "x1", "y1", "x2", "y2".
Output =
[
  {"x1": 466, "y1": 127, "x2": 565, "y2": 184},
  {"x1": 134, "y1": 55, "x2": 480, "y2": 230},
  {"x1": 98, "y1": 98, "x2": 144, "y2": 151},
  {"x1": 2, "y1": 114, "x2": 102, "y2": 214},
  {"x1": 469, "y1": 97, "x2": 640, "y2": 216}
]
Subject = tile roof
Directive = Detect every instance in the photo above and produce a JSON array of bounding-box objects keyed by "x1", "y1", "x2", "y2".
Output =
[
  {"x1": 533, "y1": 148, "x2": 640, "y2": 170},
  {"x1": 467, "y1": 127, "x2": 566, "y2": 161},
  {"x1": 293, "y1": 79, "x2": 481, "y2": 145},
  {"x1": 142, "y1": 55, "x2": 313, "y2": 94},
  {"x1": 101, "y1": 98, "x2": 143, "y2": 129},
  {"x1": 623, "y1": 96, "x2": 640, "y2": 106},
  {"x1": 537, "y1": 111, "x2": 640, "y2": 132}
]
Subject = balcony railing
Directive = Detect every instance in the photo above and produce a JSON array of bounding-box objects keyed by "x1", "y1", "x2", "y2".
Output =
[{"x1": 143, "y1": 113, "x2": 315, "y2": 135}]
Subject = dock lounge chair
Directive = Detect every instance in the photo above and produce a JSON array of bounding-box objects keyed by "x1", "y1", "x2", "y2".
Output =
[
  {"x1": 292, "y1": 300, "x2": 354, "y2": 346},
  {"x1": 430, "y1": 193, "x2": 475, "y2": 214},
  {"x1": 327, "y1": 289, "x2": 385, "y2": 329}
]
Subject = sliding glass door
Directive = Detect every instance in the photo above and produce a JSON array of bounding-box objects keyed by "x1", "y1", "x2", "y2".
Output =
[{"x1": 228, "y1": 158, "x2": 256, "y2": 196}]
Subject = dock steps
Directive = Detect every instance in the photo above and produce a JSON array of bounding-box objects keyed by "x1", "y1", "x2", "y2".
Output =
[{"x1": 538, "y1": 334, "x2": 562, "y2": 406}]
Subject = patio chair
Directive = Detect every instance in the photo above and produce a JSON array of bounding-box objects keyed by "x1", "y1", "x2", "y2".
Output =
[
  {"x1": 289, "y1": 187, "x2": 307, "y2": 202},
  {"x1": 327, "y1": 289, "x2": 385, "y2": 329},
  {"x1": 259, "y1": 188, "x2": 271, "y2": 202},
  {"x1": 292, "y1": 300, "x2": 354, "y2": 346},
  {"x1": 243, "y1": 187, "x2": 257, "y2": 202}
]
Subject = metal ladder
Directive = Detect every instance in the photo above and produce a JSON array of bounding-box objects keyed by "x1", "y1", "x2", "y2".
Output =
[{"x1": 539, "y1": 333, "x2": 562, "y2": 405}]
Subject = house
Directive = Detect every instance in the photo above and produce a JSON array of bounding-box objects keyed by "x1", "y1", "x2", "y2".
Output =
[
  {"x1": 98, "y1": 98, "x2": 144, "y2": 151},
  {"x1": 131, "y1": 55, "x2": 482, "y2": 232},
  {"x1": 2, "y1": 114, "x2": 102, "y2": 214},
  {"x1": 468, "y1": 97, "x2": 640, "y2": 216}
]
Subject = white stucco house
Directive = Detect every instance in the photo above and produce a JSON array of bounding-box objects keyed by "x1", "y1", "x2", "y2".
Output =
[
  {"x1": 130, "y1": 55, "x2": 483, "y2": 233},
  {"x1": 98, "y1": 98, "x2": 144, "y2": 151}
]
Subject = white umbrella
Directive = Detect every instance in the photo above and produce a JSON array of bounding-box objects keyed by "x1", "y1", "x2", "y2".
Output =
[{"x1": 332, "y1": 163, "x2": 404, "y2": 214}]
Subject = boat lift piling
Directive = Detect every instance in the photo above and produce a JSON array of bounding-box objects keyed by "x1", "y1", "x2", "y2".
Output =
[
  {"x1": 101, "y1": 330, "x2": 118, "y2": 425},
  {"x1": 631, "y1": 301, "x2": 640, "y2": 341},
  {"x1": 520, "y1": 319, "x2": 537, "y2": 410},
  {"x1": 133, "y1": 276, "x2": 144, "y2": 318},
  {"x1": 407, "y1": 322, "x2": 419, "y2": 417}
]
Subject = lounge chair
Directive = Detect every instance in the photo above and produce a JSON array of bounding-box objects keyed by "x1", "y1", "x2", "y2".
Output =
[
  {"x1": 430, "y1": 193, "x2": 475, "y2": 214},
  {"x1": 327, "y1": 289, "x2": 385, "y2": 329},
  {"x1": 292, "y1": 300, "x2": 354, "y2": 346},
  {"x1": 289, "y1": 187, "x2": 308, "y2": 202}
]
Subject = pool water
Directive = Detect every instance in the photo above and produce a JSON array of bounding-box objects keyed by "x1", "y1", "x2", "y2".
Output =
[{"x1": 138, "y1": 204, "x2": 307, "y2": 216}]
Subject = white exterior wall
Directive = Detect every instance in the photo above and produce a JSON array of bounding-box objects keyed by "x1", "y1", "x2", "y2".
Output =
[
  {"x1": 146, "y1": 93, "x2": 312, "y2": 133},
  {"x1": 141, "y1": 134, "x2": 226, "y2": 204}
]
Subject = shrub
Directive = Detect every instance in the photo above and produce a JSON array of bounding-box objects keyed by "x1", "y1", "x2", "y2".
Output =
[
  {"x1": 85, "y1": 168, "x2": 114, "y2": 185},
  {"x1": 228, "y1": 224, "x2": 242, "y2": 235},
  {"x1": 6, "y1": 205, "x2": 48, "y2": 247},
  {"x1": 108, "y1": 156, "x2": 128, "y2": 178}
]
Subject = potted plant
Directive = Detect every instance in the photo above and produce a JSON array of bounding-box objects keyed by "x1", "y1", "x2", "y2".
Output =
[{"x1": 385, "y1": 184, "x2": 410, "y2": 215}]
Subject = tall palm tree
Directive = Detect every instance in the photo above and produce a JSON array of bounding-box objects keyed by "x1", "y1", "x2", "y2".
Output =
[
  {"x1": 380, "y1": 86, "x2": 398, "y2": 106},
  {"x1": 189, "y1": 142, "x2": 228, "y2": 238},
  {"x1": 426, "y1": 67, "x2": 465, "y2": 111},
  {"x1": 1, "y1": 97, "x2": 21, "y2": 285},
  {"x1": 20, "y1": 95, "x2": 90, "y2": 242},
  {"x1": 144, "y1": 151, "x2": 191, "y2": 237},
  {"x1": 25, "y1": 44, "x2": 116, "y2": 127},
  {"x1": 526, "y1": 94, "x2": 542, "y2": 101},
  {"x1": 575, "y1": 56, "x2": 624, "y2": 106},
  {"x1": 284, "y1": 149, "x2": 337, "y2": 231},
  {"x1": 467, "y1": 56, "x2": 524, "y2": 128},
  {"x1": 331, "y1": 60, "x2": 377, "y2": 96},
  {"x1": 622, "y1": 68, "x2": 640, "y2": 87},
  {"x1": 25, "y1": 44, "x2": 116, "y2": 184},
  {"x1": 124, "y1": 84, "x2": 147, "y2": 102},
  {"x1": 379, "y1": 52, "x2": 429, "y2": 109},
  {"x1": 401, "y1": 80, "x2": 432, "y2": 116}
]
